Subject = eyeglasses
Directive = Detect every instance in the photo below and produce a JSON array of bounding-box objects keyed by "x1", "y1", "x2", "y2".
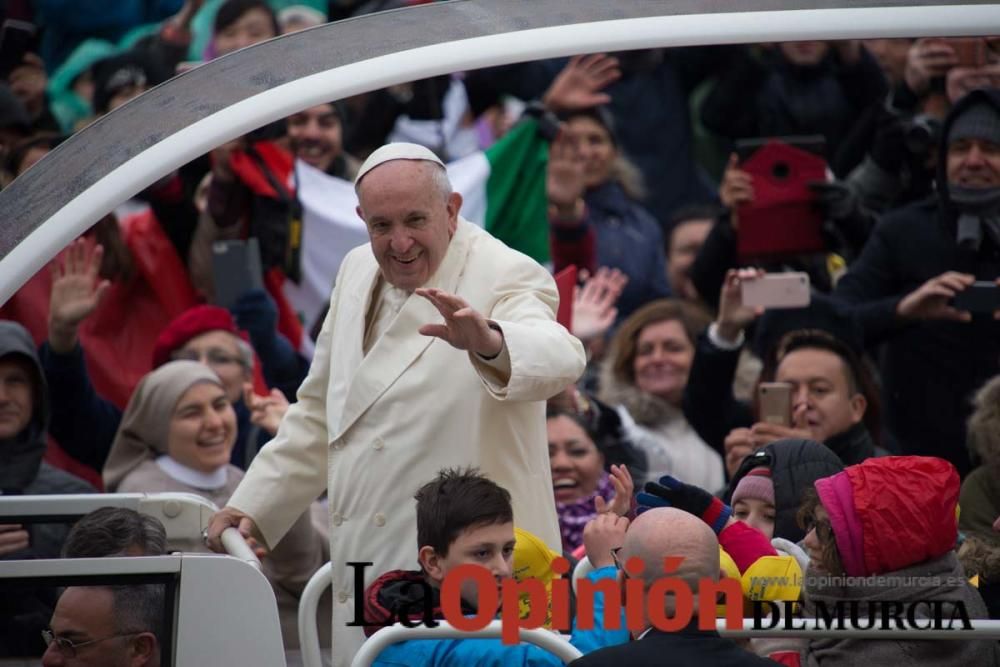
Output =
[
  {"x1": 803, "y1": 515, "x2": 834, "y2": 543},
  {"x1": 171, "y1": 348, "x2": 244, "y2": 367},
  {"x1": 41, "y1": 629, "x2": 138, "y2": 657}
]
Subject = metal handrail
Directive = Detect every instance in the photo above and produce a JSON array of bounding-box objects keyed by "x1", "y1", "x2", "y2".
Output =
[
  {"x1": 219, "y1": 527, "x2": 262, "y2": 570},
  {"x1": 0, "y1": 492, "x2": 260, "y2": 569},
  {"x1": 298, "y1": 561, "x2": 332, "y2": 667},
  {"x1": 351, "y1": 620, "x2": 583, "y2": 667}
]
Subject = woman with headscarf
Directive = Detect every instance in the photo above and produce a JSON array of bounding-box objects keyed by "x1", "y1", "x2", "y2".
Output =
[{"x1": 102, "y1": 360, "x2": 327, "y2": 650}]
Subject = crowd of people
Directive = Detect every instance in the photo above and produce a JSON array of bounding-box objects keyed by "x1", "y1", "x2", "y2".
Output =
[{"x1": 2, "y1": 1, "x2": 1000, "y2": 665}]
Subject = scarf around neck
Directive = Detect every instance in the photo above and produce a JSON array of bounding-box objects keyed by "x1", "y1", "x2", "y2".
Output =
[
  {"x1": 951, "y1": 185, "x2": 1000, "y2": 251},
  {"x1": 556, "y1": 471, "x2": 614, "y2": 552}
]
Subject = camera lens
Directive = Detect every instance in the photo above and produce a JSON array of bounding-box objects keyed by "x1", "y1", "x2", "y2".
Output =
[{"x1": 903, "y1": 115, "x2": 941, "y2": 156}]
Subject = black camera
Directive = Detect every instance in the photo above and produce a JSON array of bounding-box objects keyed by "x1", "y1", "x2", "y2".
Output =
[{"x1": 902, "y1": 114, "x2": 942, "y2": 157}]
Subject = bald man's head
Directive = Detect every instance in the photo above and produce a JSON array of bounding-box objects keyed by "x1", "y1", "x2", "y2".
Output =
[{"x1": 623, "y1": 508, "x2": 720, "y2": 592}]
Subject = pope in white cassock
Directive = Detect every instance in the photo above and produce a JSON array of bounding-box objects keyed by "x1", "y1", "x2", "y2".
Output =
[{"x1": 207, "y1": 142, "x2": 586, "y2": 664}]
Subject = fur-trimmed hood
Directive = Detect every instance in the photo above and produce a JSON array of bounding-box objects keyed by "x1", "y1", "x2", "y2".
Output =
[
  {"x1": 968, "y1": 374, "x2": 1000, "y2": 470},
  {"x1": 597, "y1": 365, "x2": 685, "y2": 428}
]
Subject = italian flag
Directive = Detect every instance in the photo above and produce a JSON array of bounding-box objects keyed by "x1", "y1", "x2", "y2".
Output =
[{"x1": 285, "y1": 118, "x2": 551, "y2": 340}]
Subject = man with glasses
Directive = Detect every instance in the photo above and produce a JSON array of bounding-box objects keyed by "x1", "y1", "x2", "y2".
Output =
[{"x1": 41, "y1": 584, "x2": 163, "y2": 667}]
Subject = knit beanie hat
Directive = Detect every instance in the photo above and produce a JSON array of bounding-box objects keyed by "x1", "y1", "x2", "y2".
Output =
[
  {"x1": 152, "y1": 305, "x2": 245, "y2": 368},
  {"x1": 731, "y1": 467, "x2": 775, "y2": 506},
  {"x1": 151, "y1": 304, "x2": 270, "y2": 396},
  {"x1": 949, "y1": 98, "x2": 1000, "y2": 145}
]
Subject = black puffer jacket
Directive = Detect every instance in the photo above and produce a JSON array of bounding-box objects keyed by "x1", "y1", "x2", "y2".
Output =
[{"x1": 725, "y1": 439, "x2": 843, "y2": 543}]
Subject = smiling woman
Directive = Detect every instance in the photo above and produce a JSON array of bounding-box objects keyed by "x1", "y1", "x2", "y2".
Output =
[
  {"x1": 547, "y1": 406, "x2": 610, "y2": 552},
  {"x1": 96, "y1": 360, "x2": 327, "y2": 652},
  {"x1": 102, "y1": 360, "x2": 239, "y2": 501},
  {"x1": 599, "y1": 299, "x2": 724, "y2": 491}
]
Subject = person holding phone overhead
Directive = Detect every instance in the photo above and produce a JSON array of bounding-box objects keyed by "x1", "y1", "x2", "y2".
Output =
[
  {"x1": 684, "y1": 269, "x2": 880, "y2": 478},
  {"x1": 835, "y1": 88, "x2": 1000, "y2": 476},
  {"x1": 205, "y1": 143, "x2": 586, "y2": 666}
]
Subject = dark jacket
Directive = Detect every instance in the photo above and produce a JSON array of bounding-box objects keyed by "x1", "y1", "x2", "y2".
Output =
[
  {"x1": 682, "y1": 324, "x2": 876, "y2": 467},
  {"x1": 466, "y1": 48, "x2": 732, "y2": 225},
  {"x1": 725, "y1": 440, "x2": 844, "y2": 543},
  {"x1": 834, "y1": 89, "x2": 1000, "y2": 475},
  {"x1": 570, "y1": 625, "x2": 779, "y2": 667},
  {"x1": 0, "y1": 321, "x2": 94, "y2": 557},
  {"x1": 38, "y1": 340, "x2": 270, "y2": 473},
  {"x1": 551, "y1": 181, "x2": 670, "y2": 323},
  {"x1": 0, "y1": 321, "x2": 94, "y2": 659},
  {"x1": 700, "y1": 45, "x2": 887, "y2": 176}
]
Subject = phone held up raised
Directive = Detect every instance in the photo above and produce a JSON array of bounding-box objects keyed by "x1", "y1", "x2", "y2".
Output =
[
  {"x1": 758, "y1": 382, "x2": 793, "y2": 428},
  {"x1": 741, "y1": 272, "x2": 811, "y2": 310},
  {"x1": 211, "y1": 238, "x2": 265, "y2": 310}
]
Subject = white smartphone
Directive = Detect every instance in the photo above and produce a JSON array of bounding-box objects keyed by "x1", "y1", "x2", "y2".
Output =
[{"x1": 741, "y1": 272, "x2": 811, "y2": 309}]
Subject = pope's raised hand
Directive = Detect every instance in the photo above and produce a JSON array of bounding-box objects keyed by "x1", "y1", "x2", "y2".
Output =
[{"x1": 416, "y1": 288, "x2": 503, "y2": 358}]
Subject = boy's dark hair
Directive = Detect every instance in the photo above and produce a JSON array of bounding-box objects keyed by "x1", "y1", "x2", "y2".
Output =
[{"x1": 414, "y1": 467, "x2": 513, "y2": 557}]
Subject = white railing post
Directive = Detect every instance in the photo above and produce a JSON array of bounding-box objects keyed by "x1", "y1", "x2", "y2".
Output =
[{"x1": 298, "y1": 561, "x2": 333, "y2": 667}]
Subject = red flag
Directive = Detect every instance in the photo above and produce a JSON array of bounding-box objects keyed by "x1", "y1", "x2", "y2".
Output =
[{"x1": 554, "y1": 265, "x2": 577, "y2": 331}]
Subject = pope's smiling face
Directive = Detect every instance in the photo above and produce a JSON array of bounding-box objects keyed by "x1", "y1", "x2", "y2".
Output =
[{"x1": 356, "y1": 160, "x2": 461, "y2": 292}]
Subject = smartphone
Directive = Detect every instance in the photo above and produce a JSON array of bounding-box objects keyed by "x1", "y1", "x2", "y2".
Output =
[
  {"x1": 741, "y1": 272, "x2": 811, "y2": 309},
  {"x1": 943, "y1": 38, "x2": 988, "y2": 68},
  {"x1": 0, "y1": 20, "x2": 37, "y2": 79},
  {"x1": 951, "y1": 281, "x2": 1000, "y2": 314},
  {"x1": 758, "y1": 382, "x2": 793, "y2": 427},
  {"x1": 211, "y1": 238, "x2": 265, "y2": 309}
]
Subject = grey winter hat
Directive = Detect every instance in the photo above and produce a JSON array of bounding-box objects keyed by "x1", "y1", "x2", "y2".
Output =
[{"x1": 949, "y1": 98, "x2": 1000, "y2": 145}]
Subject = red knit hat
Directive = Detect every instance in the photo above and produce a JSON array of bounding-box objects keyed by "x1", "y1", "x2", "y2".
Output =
[
  {"x1": 151, "y1": 305, "x2": 269, "y2": 395},
  {"x1": 151, "y1": 305, "x2": 242, "y2": 368}
]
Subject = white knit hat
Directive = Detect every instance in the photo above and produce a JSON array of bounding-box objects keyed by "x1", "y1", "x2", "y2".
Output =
[{"x1": 354, "y1": 142, "x2": 445, "y2": 186}]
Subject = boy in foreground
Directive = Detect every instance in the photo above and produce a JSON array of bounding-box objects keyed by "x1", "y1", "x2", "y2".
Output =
[{"x1": 361, "y1": 468, "x2": 629, "y2": 666}]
